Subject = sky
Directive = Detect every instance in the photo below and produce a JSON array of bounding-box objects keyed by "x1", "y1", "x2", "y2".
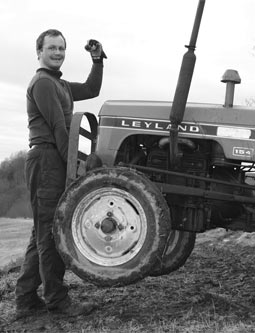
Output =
[{"x1": 1, "y1": 0, "x2": 255, "y2": 162}]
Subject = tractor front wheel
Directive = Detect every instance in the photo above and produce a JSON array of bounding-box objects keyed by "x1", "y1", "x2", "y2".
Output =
[
  {"x1": 150, "y1": 230, "x2": 196, "y2": 276},
  {"x1": 54, "y1": 167, "x2": 170, "y2": 287}
]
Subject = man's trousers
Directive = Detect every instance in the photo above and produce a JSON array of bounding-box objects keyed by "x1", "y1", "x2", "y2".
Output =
[{"x1": 15, "y1": 145, "x2": 68, "y2": 308}]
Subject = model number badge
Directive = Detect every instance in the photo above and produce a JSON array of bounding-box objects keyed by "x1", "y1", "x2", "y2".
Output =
[{"x1": 233, "y1": 147, "x2": 254, "y2": 158}]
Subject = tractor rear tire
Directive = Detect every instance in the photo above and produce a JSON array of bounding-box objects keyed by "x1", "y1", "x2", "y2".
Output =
[
  {"x1": 150, "y1": 230, "x2": 196, "y2": 276},
  {"x1": 54, "y1": 167, "x2": 170, "y2": 287}
]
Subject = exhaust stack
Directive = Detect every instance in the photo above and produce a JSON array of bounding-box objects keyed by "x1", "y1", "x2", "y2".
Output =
[
  {"x1": 221, "y1": 69, "x2": 241, "y2": 107},
  {"x1": 169, "y1": 0, "x2": 206, "y2": 168}
]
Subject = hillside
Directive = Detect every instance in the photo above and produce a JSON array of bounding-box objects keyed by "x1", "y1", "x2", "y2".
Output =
[
  {"x1": 0, "y1": 151, "x2": 32, "y2": 218},
  {"x1": 1, "y1": 227, "x2": 255, "y2": 332}
]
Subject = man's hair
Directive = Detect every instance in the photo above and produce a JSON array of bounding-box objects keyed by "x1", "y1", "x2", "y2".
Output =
[{"x1": 36, "y1": 29, "x2": 66, "y2": 52}]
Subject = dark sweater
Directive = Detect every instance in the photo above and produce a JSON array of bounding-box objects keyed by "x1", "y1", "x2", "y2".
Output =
[{"x1": 27, "y1": 63, "x2": 103, "y2": 162}]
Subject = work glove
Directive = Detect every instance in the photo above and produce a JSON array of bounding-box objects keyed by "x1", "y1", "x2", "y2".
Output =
[{"x1": 85, "y1": 39, "x2": 107, "y2": 63}]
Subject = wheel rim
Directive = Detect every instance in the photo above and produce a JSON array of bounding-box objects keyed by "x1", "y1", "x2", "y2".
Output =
[{"x1": 72, "y1": 187, "x2": 147, "y2": 266}]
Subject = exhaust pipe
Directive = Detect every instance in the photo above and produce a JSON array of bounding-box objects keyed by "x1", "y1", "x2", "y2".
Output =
[
  {"x1": 221, "y1": 69, "x2": 241, "y2": 107},
  {"x1": 169, "y1": 0, "x2": 206, "y2": 168}
]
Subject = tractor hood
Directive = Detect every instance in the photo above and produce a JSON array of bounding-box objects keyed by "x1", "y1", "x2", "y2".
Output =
[{"x1": 98, "y1": 100, "x2": 255, "y2": 128}]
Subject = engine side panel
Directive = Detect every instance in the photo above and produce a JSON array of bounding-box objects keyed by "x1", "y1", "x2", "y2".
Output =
[{"x1": 97, "y1": 115, "x2": 255, "y2": 163}]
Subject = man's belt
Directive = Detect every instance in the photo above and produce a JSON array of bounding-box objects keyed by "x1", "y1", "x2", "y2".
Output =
[{"x1": 30, "y1": 143, "x2": 57, "y2": 149}]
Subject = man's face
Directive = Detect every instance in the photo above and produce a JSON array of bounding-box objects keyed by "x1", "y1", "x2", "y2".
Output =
[{"x1": 37, "y1": 35, "x2": 66, "y2": 70}]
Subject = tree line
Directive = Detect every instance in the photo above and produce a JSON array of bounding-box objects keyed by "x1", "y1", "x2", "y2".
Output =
[{"x1": 0, "y1": 151, "x2": 32, "y2": 218}]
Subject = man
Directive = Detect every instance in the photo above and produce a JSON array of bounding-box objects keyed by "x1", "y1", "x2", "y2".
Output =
[{"x1": 15, "y1": 29, "x2": 105, "y2": 317}]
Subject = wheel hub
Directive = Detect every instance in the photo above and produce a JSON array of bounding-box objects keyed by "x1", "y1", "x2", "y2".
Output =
[{"x1": 101, "y1": 217, "x2": 117, "y2": 234}]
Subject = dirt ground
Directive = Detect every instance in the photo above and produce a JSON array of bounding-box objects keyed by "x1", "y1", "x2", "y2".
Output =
[{"x1": 1, "y1": 228, "x2": 255, "y2": 332}]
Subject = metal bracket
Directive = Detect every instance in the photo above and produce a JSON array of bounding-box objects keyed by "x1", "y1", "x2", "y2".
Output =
[{"x1": 66, "y1": 112, "x2": 98, "y2": 187}]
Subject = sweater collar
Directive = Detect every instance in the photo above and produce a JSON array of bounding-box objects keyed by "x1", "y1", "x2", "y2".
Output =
[{"x1": 37, "y1": 67, "x2": 63, "y2": 79}]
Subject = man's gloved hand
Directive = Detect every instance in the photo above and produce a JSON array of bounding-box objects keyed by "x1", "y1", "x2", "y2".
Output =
[{"x1": 85, "y1": 39, "x2": 107, "y2": 63}]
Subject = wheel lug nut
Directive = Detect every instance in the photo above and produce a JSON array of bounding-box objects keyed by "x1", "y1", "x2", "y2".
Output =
[
  {"x1": 107, "y1": 212, "x2": 112, "y2": 217},
  {"x1": 95, "y1": 222, "x2": 100, "y2": 229}
]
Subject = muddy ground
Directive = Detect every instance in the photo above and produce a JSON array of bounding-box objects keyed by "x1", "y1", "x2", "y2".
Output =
[{"x1": 1, "y1": 228, "x2": 255, "y2": 332}]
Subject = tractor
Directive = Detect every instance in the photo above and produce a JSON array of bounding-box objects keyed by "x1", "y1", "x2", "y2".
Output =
[{"x1": 54, "y1": 0, "x2": 255, "y2": 287}]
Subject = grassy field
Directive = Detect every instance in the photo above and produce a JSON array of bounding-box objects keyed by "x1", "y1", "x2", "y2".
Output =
[
  {"x1": 0, "y1": 218, "x2": 32, "y2": 268},
  {"x1": 1, "y1": 221, "x2": 255, "y2": 332}
]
